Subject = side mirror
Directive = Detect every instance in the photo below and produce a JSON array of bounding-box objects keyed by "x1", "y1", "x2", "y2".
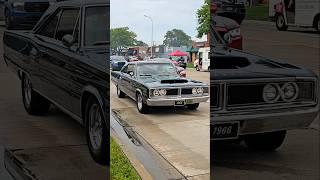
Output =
[
  {"x1": 62, "y1": 34, "x2": 75, "y2": 48},
  {"x1": 129, "y1": 71, "x2": 134, "y2": 77}
]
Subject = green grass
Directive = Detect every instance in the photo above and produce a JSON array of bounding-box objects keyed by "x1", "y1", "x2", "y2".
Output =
[
  {"x1": 245, "y1": 5, "x2": 270, "y2": 21},
  {"x1": 187, "y1": 63, "x2": 194, "y2": 68},
  {"x1": 110, "y1": 137, "x2": 140, "y2": 180}
]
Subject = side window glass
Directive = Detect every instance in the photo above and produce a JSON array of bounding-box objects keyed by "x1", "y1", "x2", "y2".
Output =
[
  {"x1": 55, "y1": 9, "x2": 80, "y2": 41},
  {"x1": 127, "y1": 65, "x2": 135, "y2": 76},
  {"x1": 39, "y1": 10, "x2": 62, "y2": 38},
  {"x1": 121, "y1": 66, "x2": 128, "y2": 73}
]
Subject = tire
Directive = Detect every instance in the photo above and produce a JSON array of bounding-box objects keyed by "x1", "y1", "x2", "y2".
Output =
[
  {"x1": 244, "y1": 130, "x2": 286, "y2": 151},
  {"x1": 22, "y1": 75, "x2": 50, "y2": 115},
  {"x1": 136, "y1": 92, "x2": 149, "y2": 114},
  {"x1": 116, "y1": 85, "x2": 125, "y2": 98},
  {"x1": 276, "y1": 14, "x2": 288, "y2": 31},
  {"x1": 85, "y1": 96, "x2": 108, "y2": 165},
  {"x1": 187, "y1": 103, "x2": 199, "y2": 110}
]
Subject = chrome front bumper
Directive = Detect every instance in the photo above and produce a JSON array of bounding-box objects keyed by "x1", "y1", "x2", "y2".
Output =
[
  {"x1": 211, "y1": 106, "x2": 319, "y2": 136},
  {"x1": 146, "y1": 96, "x2": 209, "y2": 106}
]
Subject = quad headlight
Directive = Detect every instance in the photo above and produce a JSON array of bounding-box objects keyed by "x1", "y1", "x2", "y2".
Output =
[
  {"x1": 263, "y1": 83, "x2": 280, "y2": 103},
  {"x1": 263, "y1": 82, "x2": 299, "y2": 103},
  {"x1": 153, "y1": 89, "x2": 167, "y2": 96},
  {"x1": 281, "y1": 82, "x2": 299, "y2": 102},
  {"x1": 192, "y1": 87, "x2": 204, "y2": 95}
]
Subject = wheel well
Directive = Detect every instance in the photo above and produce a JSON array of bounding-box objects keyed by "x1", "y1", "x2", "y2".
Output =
[{"x1": 313, "y1": 13, "x2": 320, "y2": 28}]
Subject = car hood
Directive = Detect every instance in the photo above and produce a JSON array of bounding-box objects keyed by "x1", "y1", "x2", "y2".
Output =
[
  {"x1": 138, "y1": 76, "x2": 207, "y2": 88},
  {"x1": 211, "y1": 48, "x2": 317, "y2": 80},
  {"x1": 213, "y1": 16, "x2": 239, "y2": 30}
]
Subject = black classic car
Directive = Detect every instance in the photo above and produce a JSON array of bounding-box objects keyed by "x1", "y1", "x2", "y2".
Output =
[
  {"x1": 211, "y1": 26, "x2": 319, "y2": 150},
  {"x1": 3, "y1": 0, "x2": 109, "y2": 165},
  {"x1": 111, "y1": 60, "x2": 209, "y2": 113}
]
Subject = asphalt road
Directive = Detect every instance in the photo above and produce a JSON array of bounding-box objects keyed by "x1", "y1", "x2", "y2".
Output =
[
  {"x1": 0, "y1": 27, "x2": 108, "y2": 179},
  {"x1": 111, "y1": 70, "x2": 210, "y2": 179},
  {"x1": 211, "y1": 20, "x2": 320, "y2": 180}
]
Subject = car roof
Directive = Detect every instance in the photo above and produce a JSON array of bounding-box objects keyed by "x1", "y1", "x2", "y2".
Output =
[
  {"x1": 55, "y1": 0, "x2": 109, "y2": 6},
  {"x1": 127, "y1": 60, "x2": 172, "y2": 65}
]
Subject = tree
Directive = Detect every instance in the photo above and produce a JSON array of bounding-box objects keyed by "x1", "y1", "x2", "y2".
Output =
[
  {"x1": 111, "y1": 27, "x2": 137, "y2": 54},
  {"x1": 196, "y1": 0, "x2": 210, "y2": 38},
  {"x1": 163, "y1": 29, "x2": 192, "y2": 47},
  {"x1": 135, "y1": 40, "x2": 148, "y2": 47}
]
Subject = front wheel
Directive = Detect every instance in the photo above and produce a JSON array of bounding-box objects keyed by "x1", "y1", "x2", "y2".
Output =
[
  {"x1": 244, "y1": 130, "x2": 286, "y2": 151},
  {"x1": 276, "y1": 14, "x2": 288, "y2": 31},
  {"x1": 22, "y1": 75, "x2": 50, "y2": 115},
  {"x1": 85, "y1": 96, "x2": 108, "y2": 165},
  {"x1": 187, "y1": 103, "x2": 199, "y2": 110},
  {"x1": 136, "y1": 92, "x2": 149, "y2": 114},
  {"x1": 116, "y1": 85, "x2": 125, "y2": 98}
]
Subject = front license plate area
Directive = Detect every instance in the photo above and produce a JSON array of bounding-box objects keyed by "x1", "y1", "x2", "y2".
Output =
[
  {"x1": 212, "y1": 122, "x2": 239, "y2": 140},
  {"x1": 175, "y1": 100, "x2": 185, "y2": 106}
]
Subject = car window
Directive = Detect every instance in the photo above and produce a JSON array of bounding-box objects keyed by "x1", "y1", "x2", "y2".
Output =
[
  {"x1": 127, "y1": 64, "x2": 135, "y2": 76},
  {"x1": 84, "y1": 6, "x2": 108, "y2": 46},
  {"x1": 121, "y1": 65, "x2": 128, "y2": 73},
  {"x1": 55, "y1": 8, "x2": 80, "y2": 41},
  {"x1": 38, "y1": 10, "x2": 62, "y2": 38}
]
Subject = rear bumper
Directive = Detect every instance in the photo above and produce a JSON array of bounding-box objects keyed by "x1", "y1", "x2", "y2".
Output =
[
  {"x1": 146, "y1": 96, "x2": 209, "y2": 106},
  {"x1": 211, "y1": 106, "x2": 319, "y2": 136}
]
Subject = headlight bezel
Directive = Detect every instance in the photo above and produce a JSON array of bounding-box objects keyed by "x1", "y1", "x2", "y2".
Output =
[{"x1": 263, "y1": 83, "x2": 281, "y2": 103}]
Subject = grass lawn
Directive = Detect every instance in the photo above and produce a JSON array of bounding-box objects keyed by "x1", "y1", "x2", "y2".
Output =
[
  {"x1": 187, "y1": 63, "x2": 194, "y2": 68},
  {"x1": 110, "y1": 137, "x2": 140, "y2": 180},
  {"x1": 246, "y1": 5, "x2": 270, "y2": 21}
]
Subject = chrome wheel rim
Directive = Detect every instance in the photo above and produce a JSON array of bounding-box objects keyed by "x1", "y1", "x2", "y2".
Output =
[
  {"x1": 24, "y1": 77, "x2": 32, "y2": 106},
  {"x1": 277, "y1": 16, "x2": 284, "y2": 27},
  {"x1": 88, "y1": 104, "x2": 103, "y2": 150},
  {"x1": 137, "y1": 94, "x2": 143, "y2": 110}
]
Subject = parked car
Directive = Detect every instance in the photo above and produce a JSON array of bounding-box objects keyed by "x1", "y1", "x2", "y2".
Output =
[
  {"x1": 154, "y1": 58, "x2": 187, "y2": 78},
  {"x1": 211, "y1": 27, "x2": 319, "y2": 150},
  {"x1": 111, "y1": 60, "x2": 209, "y2": 113},
  {"x1": 211, "y1": 0, "x2": 246, "y2": 24},
  {"x1": 269, "y1": 0, "x2": 320, "y2": 32},
  {"x1": 111, "y1": 55, "x2": 127, "y2": 71},
  {"x1": 4, "y1": 0, "x2": 56, "y2": 30},
  {"x1": 213, "y1": 15, "x2": 242, "y2": 50},
  {"x1": 3, "y1": 0, "x2": 109, "y2": 165}
]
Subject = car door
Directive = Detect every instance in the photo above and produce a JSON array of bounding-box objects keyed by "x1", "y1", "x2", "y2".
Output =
[
  {"x1": 34, "y1": 7, "x2": 80, "y2": 112},
  {"x1": 125, "y1": 64, "x2": 137, "y2": 99}
]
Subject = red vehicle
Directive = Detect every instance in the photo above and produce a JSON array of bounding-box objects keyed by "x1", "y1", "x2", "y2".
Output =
[
  {"x1": 213, "y1": 16, "x2": 243, "y2": 50},
  {"x1": 211, "y1": 3, "x2": 243, "y2": 50}
]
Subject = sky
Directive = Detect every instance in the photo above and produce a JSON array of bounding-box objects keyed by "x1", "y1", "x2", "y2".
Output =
[{"x1": 110, "y1": 0, "x2": 205, "y2": 46}]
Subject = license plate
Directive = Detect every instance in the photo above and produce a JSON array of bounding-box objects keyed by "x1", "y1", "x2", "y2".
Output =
[
  {"x1": 212, "y1": 122, "x2": 239, "y2": 139},
  {"x1": 226, "y1": 7, "x2": 233, "y2": 11},
  {"x1": 175, "y1": 100, "x2": 185, "y2": 106}
]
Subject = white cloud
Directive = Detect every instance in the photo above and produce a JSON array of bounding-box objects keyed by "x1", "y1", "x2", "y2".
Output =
[{"x1": 111, "y1": 0, "x2": 204, "y2": 45}]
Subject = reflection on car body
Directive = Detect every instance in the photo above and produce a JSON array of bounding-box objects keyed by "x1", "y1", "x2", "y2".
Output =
[
  {"x1": 3, "y1": 0, "x2": 109, "y2": 165},
  {"x1": 211, "y1": 26, "x2": 319, "y2": 150},
  {"x1": 111, "y1": 60, "x2": 209, "y2": 113}
]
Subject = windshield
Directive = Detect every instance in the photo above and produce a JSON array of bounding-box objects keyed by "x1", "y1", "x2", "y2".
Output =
[
  {"x1": 85, "y1": 6, "x2": 108, "y2": 46},
  {"x1": 137, "y1": 63, "x2": 178, "y2": 77},
  {"x1": 210, "y1": 22, "x2": 225, "y2": 47}
]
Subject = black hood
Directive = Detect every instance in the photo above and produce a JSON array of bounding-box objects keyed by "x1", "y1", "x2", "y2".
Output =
[{"x1": 211, "y1": 48, "x2": 317, "y2": 80}]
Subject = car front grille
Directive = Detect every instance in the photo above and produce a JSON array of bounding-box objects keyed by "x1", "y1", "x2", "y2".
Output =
[
  {"x1": 211, "y1": 78, "x2": 318, "y2": 112},
  {"x1": 24, "y1": 2, "x2": 50, "y2": 13}
]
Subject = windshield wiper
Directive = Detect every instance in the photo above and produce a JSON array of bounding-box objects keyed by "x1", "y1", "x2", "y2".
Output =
[
  {"x1": 139, "y1": 74, "x2": 153, "y2": 77},
  {"x1": 92, "y1": 41, "x2": 109, "y2": 46}
]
